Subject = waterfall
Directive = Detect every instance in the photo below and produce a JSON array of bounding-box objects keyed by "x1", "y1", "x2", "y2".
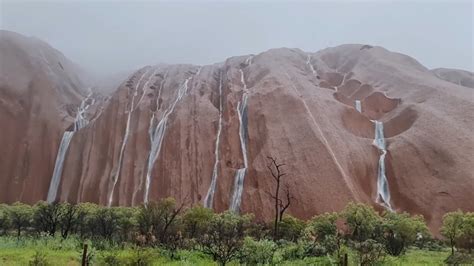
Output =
[
  {"x1": 373, "y1": 121, "x2": 392, "y2": 211},
  {"x1": 108, "y1": 70, "x2": 150, "y2": 206},
  {"x1": 229, "y1": 66, "x2": 250, "y2": 213},
  {"x1": 143, "y1": 75, "x2": 193, "y2": 204},
  {"x1": 74, "y1": 92, "x2": 94, "y2": 131},
  {"x1": 47, "y1": 131, "x2": 74, "y2": 202},
  {"x1": 204, "y1": 71, "x2": 224, "y2": 208},
  {"x1": 306, "y1": 55, "x2": 317, "y2": 75},
  {"x1": 47, "y1": 93, "x2": 93, "y2": 203},
  {"x1": 355, "y1": 100, "x2": 362, "y2": 113}
]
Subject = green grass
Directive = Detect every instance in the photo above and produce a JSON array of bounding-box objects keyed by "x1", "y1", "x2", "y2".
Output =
[
  {"x1": 383, "y1": 249, "x2": 450, "y2": 266},
  {"x1": 0, "y1": 236, "x2": 450, "y2": 265}
]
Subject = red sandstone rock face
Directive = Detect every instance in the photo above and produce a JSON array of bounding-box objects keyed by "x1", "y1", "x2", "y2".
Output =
[
  {"x1": 1, "y1": 33, "x2": 473, "y2": 233},
  {"x1": 0, "y1": 30, "x2": 88, "y2": 202}
]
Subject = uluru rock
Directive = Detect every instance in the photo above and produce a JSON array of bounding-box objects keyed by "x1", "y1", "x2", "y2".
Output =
[{"x1": 1, "y1": 32, "x2": 473, "y2": 234}]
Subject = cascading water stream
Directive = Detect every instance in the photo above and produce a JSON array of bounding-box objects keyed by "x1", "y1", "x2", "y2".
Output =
[
  {"x1": 142, "y1": 75, "x2": 194, "y2": 204},
  {"x1": 108, "y1": 69, "x2": 150, "y2": 206},
  {"x1": 373, "y1": 121, "x2": 392, "y2": 211},
  {"x1": 203, "y1": 71, "x2": 224, "y2": 208},
  {"x1": 47, "y1": 93, "x2": 94, "y2": 202},
  {"x1": 306, "y1": 55, "x2": 317, "y2": 75},
  {"x1": 229, "y1": 58, "x2": 252, "y2": 213},
  {"x1": 355, "y1": 100, "x2": 362, "y2": 113},
  {"x1": 47, "y1": 132, "x2": 74, "y2": 202}
]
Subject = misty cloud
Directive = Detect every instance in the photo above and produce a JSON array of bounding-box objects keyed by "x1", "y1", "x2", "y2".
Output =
[{"x1": 1, "y1": 1, "x2": 472, "y2": 77}]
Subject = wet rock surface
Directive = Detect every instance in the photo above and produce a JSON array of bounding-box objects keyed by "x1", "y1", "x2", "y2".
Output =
[{"x1": 1, "y1": 34, "x2": 473, "y2": 233}]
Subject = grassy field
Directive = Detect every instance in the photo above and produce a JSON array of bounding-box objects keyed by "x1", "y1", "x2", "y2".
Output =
[{"x1": 0, "y1": 236, "x2": 450, "y2": 265}]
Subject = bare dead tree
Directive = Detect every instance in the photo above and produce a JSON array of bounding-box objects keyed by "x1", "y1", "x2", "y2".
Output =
[{"x1": 266, "y1": 156, "x2": 294, "y2": 240}]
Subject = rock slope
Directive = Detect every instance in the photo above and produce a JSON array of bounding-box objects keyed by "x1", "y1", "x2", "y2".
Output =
[{"x1": 1, "y1": 32, "x2": 473, "y2": 232}]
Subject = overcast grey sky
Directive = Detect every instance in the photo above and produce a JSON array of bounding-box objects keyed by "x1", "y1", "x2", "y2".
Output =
[{"x1": 1, "y1": 0, "x2": 473, "y2": 76}]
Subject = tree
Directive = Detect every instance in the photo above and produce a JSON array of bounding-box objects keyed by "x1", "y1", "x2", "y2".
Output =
[
  {"x1": 305, "y1": 212, "x2": 342, "y2": 254},
  {"x1": 441, "y1": 210, "x2": 465, "y2": 256},
  {"x1": 115, "y1": 206, "x2": 139, "y2": 243},
  {"x1": 266, "y1": 156, "x2": 294, "y2": 240},
  {"x1": 342, "y1": 202, "x2": 381, "y2": 242},
  {"x1": 75, "y1": 202, "x2": 99, "y2": 239},
  {"x1": 458, "y1": 212, "x2": 474, "y2": 252},
  {"x1": 9, "y1": 202, "x2": 33, "y2": 239},
  {"x1": 137, "y1": 197, "x2": 184, "y2": 245},
  {"x1": 0, "y1": 203, "x2": 10, "y2": 235},
  {"x1": 182, "y1": 205, "x2": 213, "y2": 239},
  {"x1": 353, "y1": 239, "x2": 386, "y2": 266},
  {"x1": 32, "y1": 201, "x2": 63, "y2": 236},
  {"x1": 382, "y1": 211, "x2": 429, "y2": 256},
  {"x1": 89, "y1": 206, "x2": 118, "y2": 240},
  {"x1": 197, "y1": 211, "x2": 253, "y2": 265},
  {"x1": 59, "y1": 202, "x2": 78, "y2": 239},
  {"x1": 277, "y1": 215, "x2": 305, "y2": 242}
]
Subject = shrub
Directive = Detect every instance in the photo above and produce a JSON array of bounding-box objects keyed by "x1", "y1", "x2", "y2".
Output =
[
  {"x1": 29, "y1": 250, "x2": 49, "y2": 266},
  {"x1": 382, "y1": 211, "x2": 430, "y2": 256},
  {"x1": 0, "y1": 204, "x2": 10, "y2": 235},
  {"x1": 342, "y1": 202, "x2": 381, "y2": 242},
  {"x1": 197, "y1": 211, "x2": 253, "y2": 265},
  {"x1": 9, "y1": 202, "x2": 33, "y2": 239},
  {"x1": 239, "y1": 237, "x2": 276, "y2": 264},
  {"x1": 275, "y1": 240, "x2": 307, "y2": 261},
  {"x1": 352, "y1": 239, "x2": 386, "y2": 266},
  {"x1": 441, "y1": 210, "x2": 466, "y2": 255},
  {"x1": 128, "y1": 247, "x2": 153, "y2": 266},
  {"x1": 182, "y1": 205, "x2": 213, "y2": 239},
  {"x1": 277, "y1": 215, "x2": 305, "y2": 242},
  {"x1": 99, "y1": 250, "x2": 120, "y2": 265},
  {"x1": 444, "y1": 252, "x2": 474, "y2": 265}
]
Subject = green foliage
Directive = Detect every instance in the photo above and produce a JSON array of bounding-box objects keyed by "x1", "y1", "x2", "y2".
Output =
[
  {"x1": 277, "y1": 215, "x2": 305, "y2": 241},
  {"x1": 239, "y1": 237, "x2": 277, "y2": 264},
  {"x1": 9, "y1": 201, "x2": 33, "y2": 238},
  {"x1": 0, "y1": 203, "x2": 11, "y2": 234},
  {"x1": 352, "y1": 239, "x2": 386, "y2": 266},
  {"x1": 382, "y1": 211, "x2": 430, "y2": 256},
  {"x1": 303, "y1": 212, "x2": 344, "y2": 257},
  {"x1": 444, "y1": 252, "x2": 474, "y2": 265},
  {"x1": 99, "y1": 250, "x2": 120, "y2": 265},
  {"x1": 306, "y1": 212, "x2": 338, "y2": 241},
  {"x1": 342, "y1": 202, "x2": 381, "y2": 242},
  {"x1": 128, "y1": 247, "x2": 153, "y2": 266},
  {"x1": 458, "y1": 212, "x2": 474, "y2": 252},
  {"x1": 0, "y1": 200, "x2": 457, "y2": 265},
  {"x1": 182, "y1": 205, "x2": 213, "y2": 239},
  {"x1": 441, "y1": 210, "x2": 466, "y2": 255},
  {"x1": 197, "y1": 211, "x2": 253, "y2": 265},
  {"x1": 137, "y1": 197, "x2": 183, "y2": 246},
  {"x1": 274, "y1": 240, "x2": 308, "y2": 261},
  {"x1": 32, "y1": 201, "x2": 63, "y2": 236},
  {"x1": 29, "y1": 250, "x2": 49, "y2": 266}
]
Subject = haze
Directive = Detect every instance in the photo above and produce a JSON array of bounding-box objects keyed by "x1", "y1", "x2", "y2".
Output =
[{"x1": 1, "y1": 0, "x2": 473, "y2": 77}]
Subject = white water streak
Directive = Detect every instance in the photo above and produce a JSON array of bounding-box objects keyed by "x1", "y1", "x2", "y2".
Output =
[
  {"x1": 355, "y1": 100, "x2": 362, "y2": 113},
  {"x1": 204, "y1": 72, "x2": 224, "y2": 208},
  {"x1": 230, "y1": 61, "x2": 251, "y2": 213},
  {"x1": 373, "y1": 121, "x2": 392, "y2": 211},
  {"x1": 47, "y1": 93, "x2": 93, "y2": 203},
  {"x1": 306, "y1": 54, "x2": 317, "y2": 75},
  {"x1": 108, "y1": 69, "x2": 150, "y2": 206},
  {"x1": 47, "y1": 132, "x2": 74, "y2": 202},
  {"x1": 135, "y1": 69, "x2": 159, "y2": 110},
  {"x1": 143, "y1": 74, "x2": 194, "y2": 204},
  {"x1": 131, "y1": 72, "x2": 168, "y2": 204}
]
